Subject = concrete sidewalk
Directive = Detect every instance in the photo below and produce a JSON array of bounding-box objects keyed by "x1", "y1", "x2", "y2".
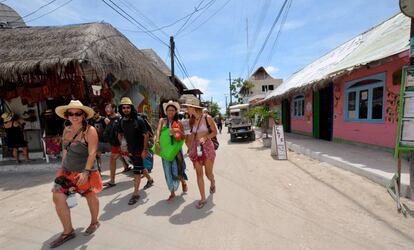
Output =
[{"x1": 258, "y1": 130, "x2": 411, "y2": 198}]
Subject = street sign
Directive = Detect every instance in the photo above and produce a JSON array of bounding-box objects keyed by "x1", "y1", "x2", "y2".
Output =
[
  {"x1": 400, "y1": 0, "x2": 414, "y2": 18},
  {"x1": 271, "y1": 125, "x2": 288, "y2": 160}
]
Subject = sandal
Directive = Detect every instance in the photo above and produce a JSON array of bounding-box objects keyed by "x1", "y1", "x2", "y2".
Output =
[
  {"x1": 143, "y1": 179, "x2": 154, "y2": 190},
  {"x1": 167, "y1": 194, "x2": 176, "y2": 202},
  {"x1": 103, "y1": 182, "x2": 116, "y2": 188},
  {"x1": 210, "y1": 185, "x2": 216, "y2": 194},
  {"x1": 128, "y1": 195, "x2": 140, "y2": 205},
  {"x1": 84, "y1": 222, "x2": 100, "y2": 236},
  {"x1": 195, "y1": 200, "x2": 207, "y2": 209},
  {"x1": 49, "y1": 229, "x2": 76, "y2": 248},
  {"x1": 182, "y1": 182, "x2": 188, "y2": 193}
]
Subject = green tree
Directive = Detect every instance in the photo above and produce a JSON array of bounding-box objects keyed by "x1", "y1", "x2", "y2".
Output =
[
  {"x1": 209, "y1": 102, "x2": 221, "y2": 117},
  {"x1": 231, "y1": 78, "x2": 254, "y2": 104},
  {"x1": 246, "y1": 105, "x2": 280, "y2": 138}
]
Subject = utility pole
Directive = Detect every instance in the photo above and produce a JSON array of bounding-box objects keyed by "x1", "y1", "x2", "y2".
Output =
[
  {"x1": 170, "y1": 36, "x2": 175, "y2": 89},
  {"x1": 228, "y1": 72, "x2": 232, "y2": 106},
  {"x1": 224, "y1": 95, "x2": 228, "y2": 113},
  {"x1": 210, "y1": 96, "x2": 213, "y2": 112}
]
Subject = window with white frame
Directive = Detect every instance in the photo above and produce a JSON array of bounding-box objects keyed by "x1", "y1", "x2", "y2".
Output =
[
  {"x1": 268, "y1": 85, "x2": 274, "y2": 90},
  {"x1": 293, "y1": 95, "x2": 305, "y2": 118},
  {"x1": 345, "y1": 73, "x2": 385, "y2": 122},
  {"x1": 262, "y1": 85, "x2": 268, "y2": 92}
]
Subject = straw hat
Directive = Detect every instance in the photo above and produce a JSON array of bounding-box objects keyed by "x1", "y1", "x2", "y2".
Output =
[
  {"x1": 55, "y1": 100, "x2": 94, "y2": 119},
  {"x1": 120, "y1": 97, "x2": 133, "y2": 105},
  {"x1": 1, "y1": 112, "x2": 13, "y2": 122},
  {"x1": 163, "y1": 100, "x2": 180, "y2": 114},
  {"x1": 181, "y1": 98, "x2": 203, "y2": 109}
]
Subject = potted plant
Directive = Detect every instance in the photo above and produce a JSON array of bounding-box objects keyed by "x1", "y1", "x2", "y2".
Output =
[{"x1": 246, "y1": 106, "x2": 280, "y2": 147}]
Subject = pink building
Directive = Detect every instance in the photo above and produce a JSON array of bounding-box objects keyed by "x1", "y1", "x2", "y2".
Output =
[{"x1": 264, "y1": 13, "x2": 410, "y2": 150}]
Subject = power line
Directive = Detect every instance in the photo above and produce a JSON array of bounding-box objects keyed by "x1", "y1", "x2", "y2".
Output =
[
  {"x1": 25, "y1": 0, "x2": 74, "y2": 23},
  {"x1": 248, "y1": 0, "x2": 289, "y2": 75},
  {"x1": 101, "y1": 0, "x2": 168, "y2": 47},
  {"x1": 180, "y1": 0, "x2": 232, "y2": 37},
  {"x1": 266, "y1": 0, "x2": 292, "y2": 64},
  {"x1": 12, "y1": 0, "x2": 58, "y2": 22},
  {"x1": 117, "y1": 0, "x2": 168, "y2": 37},
  {"x1": 177, "y1": 0, "x2": 217, "y2": 37},
  {"x1": 175, "y1": 0, "x2": 207, "y2": 36},
  {"x1": 174, "y1": 46, "x2": 196, "y2": 89}
]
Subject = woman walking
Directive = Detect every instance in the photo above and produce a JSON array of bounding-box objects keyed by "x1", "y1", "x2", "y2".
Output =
[
  {"x1": 155, "y1": 100, "x2": 188, "y2": 201},
  {"x1": 50, "y1": 100, "x2": 102, "y2": 248},
  {"x1": 1, "y1": 112, "x2": 30, "y2": 163},
  {"x1": 183, "y1": 100, "x2": 217, "y2": 209}
]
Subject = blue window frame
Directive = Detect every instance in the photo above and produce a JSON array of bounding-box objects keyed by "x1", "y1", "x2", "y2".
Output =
[
  {"x1": 344, "y1": 73, "x2": 385, "y2": 123},
  {"x1": 292, "y1": 95, "x2": 305, "y2": 118}
]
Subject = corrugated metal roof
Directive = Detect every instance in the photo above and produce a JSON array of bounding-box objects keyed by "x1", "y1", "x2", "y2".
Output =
[{"x1": 265, "y1": 13, "x2": 410, "y2": 102}]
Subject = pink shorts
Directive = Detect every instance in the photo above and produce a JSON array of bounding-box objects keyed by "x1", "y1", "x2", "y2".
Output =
[{"x1": 189, "y1": 139, "x2": 216, "y2": 163}]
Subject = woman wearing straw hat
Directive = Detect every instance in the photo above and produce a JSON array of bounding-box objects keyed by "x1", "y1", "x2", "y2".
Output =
[
  {"x1": 50, "y1": 100, "x2": 102, "y2": 248},
  {"x1": 183, "y1": 99, "x2": 217, "y2": 209},
  {"x1": 155, "y1": 100, "x2": 188, "y2": 201},
  {"x1": 1, "y1": 112, "x2": 30, "y2": 163}
]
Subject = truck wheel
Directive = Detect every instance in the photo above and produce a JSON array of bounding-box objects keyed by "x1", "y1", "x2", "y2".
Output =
[
  {"x1": 230, "y1": 134, "x2": 236, "y2": 142},
  {"x1": 250, "y1": 132, "x2": 255, "y2": 141}
]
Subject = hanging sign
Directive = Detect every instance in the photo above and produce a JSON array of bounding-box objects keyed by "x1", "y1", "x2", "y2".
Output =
[{"x1": 271, "y1": 125, "x2": 288, "y2": 160}]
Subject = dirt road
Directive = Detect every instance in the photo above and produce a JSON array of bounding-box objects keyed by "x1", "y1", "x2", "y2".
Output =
[{"x1": 1, "y1": 132, "x2": 414, "y2": 249}]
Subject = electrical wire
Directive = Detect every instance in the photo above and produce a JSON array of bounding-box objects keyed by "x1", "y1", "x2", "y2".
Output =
[
  {"x1": 175, "y1": 0, "x2": 206, "y2": 36},
  {"x1": 11, "y1": 0, "x2": 58, "y2": 22},
  {"x1": 266, "y1": 0, "x2": 292, "y2": 64},
  {"x1": 174, "y1": 46, "x2": 196, "y2": 89},
  {"x1": 25, "y1": 0, "x2": 74, "y2": 23},
  {"x1": 117, "y1": 0, "x2": 168, "y2": 37},
  {"x1": 177, "y1": 0, "x2": 216, "y2": 37},
  {"x1": 248, "y1": 0, "x2": 289, "y2": 75},
  {"x1": 101, "y1": 0, "x2": 168, "y2": 47},
  {"x1": 180, "y1": 0, "x2": 232, "y2": 37}
]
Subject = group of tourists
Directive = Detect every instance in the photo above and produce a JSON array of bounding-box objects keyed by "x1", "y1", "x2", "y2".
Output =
[{"x1": 48, "y1": 97, "x2": 218, "y2": 248}]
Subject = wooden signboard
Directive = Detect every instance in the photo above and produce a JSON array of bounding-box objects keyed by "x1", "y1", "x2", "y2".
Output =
[{"x1": 271, "y1": 125, "x2": 288, "y2": 160}]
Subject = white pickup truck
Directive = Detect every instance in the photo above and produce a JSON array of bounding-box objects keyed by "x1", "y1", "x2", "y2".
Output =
[{"x1": 228, "y1": 103, "x2": 255, "y2": 142}]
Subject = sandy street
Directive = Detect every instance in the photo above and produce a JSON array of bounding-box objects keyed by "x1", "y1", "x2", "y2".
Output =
[{"x1": 1, "y1": 132, "x2": 414, "y2": 250}]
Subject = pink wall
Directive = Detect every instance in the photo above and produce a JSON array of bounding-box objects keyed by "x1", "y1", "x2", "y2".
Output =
[
  {"x1": 333, "y1": 52, "x2": 408, "y2": 148},
  {"x1": 291, "y1": 91, "x2": 313, "y2": 134}
]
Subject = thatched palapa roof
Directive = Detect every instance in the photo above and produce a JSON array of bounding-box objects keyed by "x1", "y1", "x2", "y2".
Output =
[{"x1": 0, "y1": 22, "x2": 178, "y2": 98}]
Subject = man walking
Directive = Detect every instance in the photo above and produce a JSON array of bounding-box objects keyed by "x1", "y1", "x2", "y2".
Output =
[
  {"x1": 102, "y1": 103, "x2": 130, "y2": 188},
  {"x1": 118, "y1": 97, "x2": 154, "y2": 205}
]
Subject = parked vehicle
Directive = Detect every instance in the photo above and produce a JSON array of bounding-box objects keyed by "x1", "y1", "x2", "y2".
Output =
[{"x1": 228, "y1": 103, "x2": 255, "y2": 142}]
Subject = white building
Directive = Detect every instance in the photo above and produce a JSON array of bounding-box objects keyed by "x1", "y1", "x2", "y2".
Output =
[{"x1": 240, "y1": 67, "x2": 283, "y2": 104}]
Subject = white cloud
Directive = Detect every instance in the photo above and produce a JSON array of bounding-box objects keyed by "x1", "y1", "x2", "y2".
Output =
[
  {"x1": 265, "y1": 66, "x2": 279, "y2": 74},
  {"x1": 283, "y1": 20, "x2": 305, "y2": 31},
  {"x1": 182, "y1": 76, "x2": 210, "y2": 94}
]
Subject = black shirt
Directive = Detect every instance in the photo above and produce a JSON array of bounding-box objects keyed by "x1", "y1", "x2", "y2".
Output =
[
  {"x1": 119, "y1": 116, "x2": 147, "y2": 152},
  {"x1": 89, "y1": 116, "x2": 107, "y2": 142}
]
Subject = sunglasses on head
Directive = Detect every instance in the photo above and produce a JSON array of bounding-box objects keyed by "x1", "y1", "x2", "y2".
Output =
[{"x1": 66, "y1": 111, "x2": 84, "y2": 117}]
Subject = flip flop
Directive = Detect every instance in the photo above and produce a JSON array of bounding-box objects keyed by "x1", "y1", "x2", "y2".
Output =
[
  {"x1": 103, "y1": 182, "x2": 116, "y2": 188},
  {"x1": 195, "y1": 200, "x2": 207, "y2": 209},
  {"x1": 167, "y1": 194, "x2": 176, "y2": 202},
  {"x1": 209, "y1": 185, "x2": 216, "y2": 194},
  {"x1": 84, "y1": 222, "x2": 100, "y2": 236},
  {"x1": 128, "y1": 195, "x2": 140, "y2": 205},
  {"x1": 49, "y1": 229, "x2": 76, "y2": 248}
]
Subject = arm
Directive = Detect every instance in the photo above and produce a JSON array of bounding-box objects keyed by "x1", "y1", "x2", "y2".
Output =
[
  {"x1": 202, "y1": 116, "x2": 218, "y2": 142},
  {"x1": 141, "y1": 132, "x2": 149, "y2": 159},
  {"x1": 155, "y1": 118, "x2": 163, "y2": 153},
  {"x1": 84, "y1": 126, "x2": 98, "y2": 171}
]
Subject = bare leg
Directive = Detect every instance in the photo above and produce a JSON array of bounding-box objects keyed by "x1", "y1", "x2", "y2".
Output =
[
  {"x1": 23, "y1": 146, "x2": 29, "y2": 160},
  {"x1": 194, "y1": 162, "x2": 206, "y2": 201},
  {"x1": 205, "y1": 159, "x2": 215, "y2": 191},
  {"x1": 12, "y1": 148, "x2": 19, "y2": 162},
  {"x1": 119, "y1": 155, "x2": 129, "y2": 169},
  {"x1": 143, "y1": 169, "x2": 153, "y2": 181},
  {"x1": 133, "y1": 174, "x2": 141, "y2": 196},
  {"x1": 53, "y1": 192, "x2": 73, "y2": 234},
  {"x1": 108, "y1": 153, "x2": 119, "y2": 183},
  {"x1": 85, "y1": 193, "x2": 99, "y2": 224}
]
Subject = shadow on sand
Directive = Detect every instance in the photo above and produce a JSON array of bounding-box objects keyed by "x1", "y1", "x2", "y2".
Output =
[
  {"x1": 169, "y1": 195, "x2": 215, "y2": 225},
  {"x1": 145, "y1": 194, "x2": 186, "y2": 217}
]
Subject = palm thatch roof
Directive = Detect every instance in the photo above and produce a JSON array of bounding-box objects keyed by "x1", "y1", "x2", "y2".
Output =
[
  {"x1": 0, "y1": 22, "x2": 178, "y2": 98},
  {"x1": 0, "y1": 3, "x2": 26, "y2": 28}
]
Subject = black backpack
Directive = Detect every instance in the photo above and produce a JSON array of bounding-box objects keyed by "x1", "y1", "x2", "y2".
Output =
[{"x1": 103, "y1": 116, "x2": 121, "y2": 146}]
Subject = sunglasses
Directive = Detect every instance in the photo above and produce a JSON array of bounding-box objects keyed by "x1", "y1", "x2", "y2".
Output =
[
  {"x1": 122, "y1": 106, "x2": 131, "y2": 110},
  {"x1": 66, "y1": 111, "x2": 84, "y2": 117}
]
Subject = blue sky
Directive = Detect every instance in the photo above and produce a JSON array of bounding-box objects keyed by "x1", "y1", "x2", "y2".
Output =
[{"x1": 5, "y1": 0, "x2": 400, "y2": 111}]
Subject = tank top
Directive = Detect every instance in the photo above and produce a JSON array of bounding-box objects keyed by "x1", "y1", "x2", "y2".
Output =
[
  {"x1": 62, "y1": 131, "x2": 92, "y2": 172},
  {"x1": 191, "y1": 115, "x2": 209, "y2": 134}
]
